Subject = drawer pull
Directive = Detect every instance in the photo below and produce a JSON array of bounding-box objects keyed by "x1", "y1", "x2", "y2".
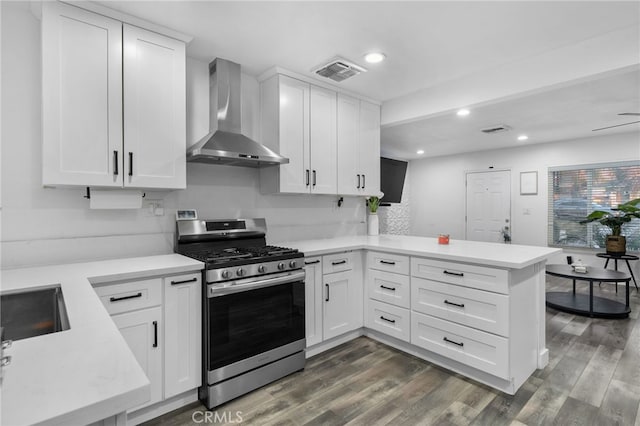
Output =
[
  {"x1": 109, "y1": 292, "x2": 142, "y2": 302},
  {"x1": 443, "y1": 270, "x2": 464, "y2": 277},
  {"x1": 171, "y1": 277, "x2": 198, "y2": 285},
  {"x1": 380, "y1": 285, "x2": 396, "y2": 291},
  {"x1": 332, "y1": 260, "x2": 347, "y2": 266},
  {"x1": 443, "y1": 337, "x2": 464, "y2": 347},
  {"x1": 444, "y1": 300, "x2": 465, "y2": 308},
  {"x1": 380, "y1": 316, "x2": 396, "y2": 324},
  {"x1": 380, "y1": 260, "x2": 396, "y2": 265},
  {"x1": 305, "y1": 260, "x2": 320, "y2": 265},
  {"x1": 152, "y1": 321, "x2": 158, "y2": 348},
  {"x1": 325, "y1": 284, "x2": 330, "y2": 302}
]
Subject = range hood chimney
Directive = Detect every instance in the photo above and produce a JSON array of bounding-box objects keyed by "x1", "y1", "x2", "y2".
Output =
[{"x1": 187, "y1": 58, "x2": 288, "y2": 167}]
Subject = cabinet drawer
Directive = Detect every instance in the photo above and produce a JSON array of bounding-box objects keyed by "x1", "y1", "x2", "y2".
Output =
[
  {"x1": 323, "y1": 252, "x2": 354, "y2": 274},
  {"x1": 367, "y1": 251, "x2": 409, "y2": 275},
  {"x1": 94, "y1": 278, "x2": 162, "y2": 315},
  {"x1": 411, "y1": 257, "x2": 509, "y2": 294},
  {"x1": 412, "y1": 277, "x2": 509, "y2": 336},
  {"x1": 366, "y1": 299, "x2": 410, "y2": 342},
  {"x1": 368, "y1": 269, "x2": 410, "y2": 309},
  {"x1": 411, "y1": 311, "x2": 508, "y2": 379}
]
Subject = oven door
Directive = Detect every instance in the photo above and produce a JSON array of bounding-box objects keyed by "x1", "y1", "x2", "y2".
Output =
[{"x1": 205, "y1": 270, "x2": 305, "y2": 384}]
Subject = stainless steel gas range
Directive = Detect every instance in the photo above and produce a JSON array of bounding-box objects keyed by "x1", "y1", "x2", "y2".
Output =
[{"x1": 175, "y1": 217, "x2": 305, "y2": 409}]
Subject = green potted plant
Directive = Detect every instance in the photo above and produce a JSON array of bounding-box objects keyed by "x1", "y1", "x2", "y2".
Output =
[
  {"x1": 580, "y1": 198, "x2": 640, "y2": 254},
  {"x1": 366, "y1": 196, "x2": 381, "y2": 236}
]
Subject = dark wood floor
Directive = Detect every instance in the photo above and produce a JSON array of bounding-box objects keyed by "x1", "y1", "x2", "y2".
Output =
[{"x1": 145, "y1": 276, "x2": 640, "y2": 426}]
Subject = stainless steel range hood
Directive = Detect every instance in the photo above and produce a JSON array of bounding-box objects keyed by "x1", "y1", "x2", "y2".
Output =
[{"x1": 187, "y1": 58, "x2": 288, "y2": 167}]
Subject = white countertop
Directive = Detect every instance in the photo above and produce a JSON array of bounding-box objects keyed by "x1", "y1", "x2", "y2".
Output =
[
  {"x1": 277, "y1": 234, "x2": 562, "y2": 269},
  {"x1": 0, "y1": 254, "x2": 204, "y2": 426}
]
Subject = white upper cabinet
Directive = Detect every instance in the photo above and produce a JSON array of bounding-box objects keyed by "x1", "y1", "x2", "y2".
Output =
[
  {"x1": 42, "y1": 2, "x2": 123, "y2": 187},
  {"x1": 337, "y1": 95, "x2": 381, "y2": 196},
  {"x1": 42, "y1": 2, "x2": 186, "y2": 189},
  {"x1": 260, "y1": 75, "x2": 337, "y2": 195}
]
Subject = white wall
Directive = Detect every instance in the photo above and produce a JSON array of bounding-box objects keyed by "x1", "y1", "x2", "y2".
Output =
[
  {"x1": 0, "y1": 3, "x2": 365, "y2": 269},
  {"x1": 408, "y1": 131, "x2": 640, "y2": 269}
]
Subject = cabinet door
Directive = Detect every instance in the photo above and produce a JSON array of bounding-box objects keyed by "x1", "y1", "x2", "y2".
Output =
[
  {"x1": 278, "y1": 76, "x2": 310, "y2": 193},
  {"x1": 164, "y1": 274, "x2": 202, "y2": 398},
  {"x1": 112, "y1": 307, "x2": 162, "y2": 409},
  {"x1": 309, "y1": 86, "x2": 337, "y2": 195},
  {"x1": 359, "y1": 101, "x2": 381, "y2": 196},
  {"x1": 123, "y1": 24, "x2": 186, "y2": 189},
  {"x1": 303, "y1": 257, "x2": 323, "y2": 347},
  {"x1": 323, "y1": 270, "x2": 354, "y2": 340},
  {"x1": 42, "y1": 1, "x2": 123, "y2": 187},
  {"x1": 336, "y1": 94, "x2": 360, "y2": 196}
]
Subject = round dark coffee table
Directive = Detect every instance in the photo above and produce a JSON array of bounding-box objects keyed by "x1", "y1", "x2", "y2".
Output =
[{"x1": 545, "y1": 264, "x2": 631, "y2": 319}]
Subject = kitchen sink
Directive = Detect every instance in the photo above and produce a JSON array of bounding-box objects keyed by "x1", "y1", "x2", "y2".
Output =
[{"x1": 1, "y1": 285, "x2": 70, "y2": 341}]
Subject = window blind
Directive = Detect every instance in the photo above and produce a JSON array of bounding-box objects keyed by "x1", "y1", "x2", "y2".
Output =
[{"x1": 548, "y1": 161, "x2": 640, "y2": 251}]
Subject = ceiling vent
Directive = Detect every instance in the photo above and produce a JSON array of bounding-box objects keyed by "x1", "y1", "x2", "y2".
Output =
[
  {"x1": 481, "y1": 124, "x2": 512, "y2": 134},
  {"x1": 313, "y1": 57, "x2": 367, "y2": 82}
]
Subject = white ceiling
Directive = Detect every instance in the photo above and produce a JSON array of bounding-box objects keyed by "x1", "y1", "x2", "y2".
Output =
[{"x1": 94, "y1": 1, "x2": 640, "y2": 159}]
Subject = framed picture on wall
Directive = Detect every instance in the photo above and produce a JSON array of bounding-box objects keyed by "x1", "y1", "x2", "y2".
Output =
[{"x1": 520, "y1": 171, "x2": 538, "y2": 195}]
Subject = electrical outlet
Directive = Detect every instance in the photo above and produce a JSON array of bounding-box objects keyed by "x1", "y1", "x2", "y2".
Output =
[{"x1": 142, "y1": 199, "x2": 164, "y2": 217}]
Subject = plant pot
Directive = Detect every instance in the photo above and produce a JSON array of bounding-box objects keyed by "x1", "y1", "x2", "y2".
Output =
[
  {"x1": 606, "y1": 235, "x2": 626, "y2": 255},
  {"x1": 367, "y1": 213, "x2": 379, "y2": 236}
]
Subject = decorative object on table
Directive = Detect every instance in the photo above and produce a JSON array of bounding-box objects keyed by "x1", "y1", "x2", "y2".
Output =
[
  {"x1": 571, "y1": 259, "x2": 587, "y2": 273},
  {"x1": 580, "y1": 198, "x2": 640, "y2": 255},
  {"x1": 366, "y1": 196, "x2": 380, "y2": 236},
  {"x1": 520, "y1": 171, "x2": 538, "y2": 195},
  {"x1": 438, "y1": 234, "x2": 450, "y2": 244}
]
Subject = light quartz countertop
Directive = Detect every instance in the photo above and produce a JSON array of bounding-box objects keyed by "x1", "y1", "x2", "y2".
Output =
[
  {"x1": 0, "y1": 254, "x2": 204, "y2": 426},
  {"x1": 276, "y1": 234, "x2": 562, "y2": 269}
]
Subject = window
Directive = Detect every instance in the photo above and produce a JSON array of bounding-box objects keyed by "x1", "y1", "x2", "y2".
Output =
[{"x1": 548, "y1": 161, "x2": 640, "y2": 251}]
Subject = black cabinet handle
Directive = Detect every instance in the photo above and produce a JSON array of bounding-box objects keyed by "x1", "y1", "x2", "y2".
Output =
[
  {"x1": 113, "y1": 151, "x2": 119, "y2": 176},
  {"x1": 109, "y1": 292, "x2": 142, "y2": 302},
  {"x1": 443, "y1": 270, "x2": 464, "y2": 277},
  {"x1": 444, "y1": 300, "x2": 465, "y2": 308},
  {"x1": 380, "y1": 285, "x2": 396, "y2": 291},
  {"x1": 305, "y1": 260, "x2": 320, "y2": 265},
  {"x1": 171, "y1": 277, "x2": 198, "y2": 285},
  {"x1": 362, "y1": 174, "x2": 366, "y2": 189},
  {"x1": 306, "y1": 169, "x2": 310, "y2": 186},
  {"x1": 332, "y1": 260, "x2": 347, "y2": 266},
  {"x1": 152, "y1": 321, "x2": 158, "y2": 348},
  {"x1": 325, "y1": 284, "x2": 330, "y2": 302},
  {"x1": 380, "y1": 260, "x2": 396, "y2": 265},
  {"x1": 380, "y1": 316, "x2": 396, "y2": 324},
  {"x1": 357, "y1": 174, "x2": 361, "y2": 189},
  {"x1": 443, "y1": 337, "x2": 464, "y2": 347},
  {"x1": 313, "y1": 170, "x2": 317, "y2": 186},
  {"x1": 128, "y1": 152, "x2": 133, "y2": 177}
]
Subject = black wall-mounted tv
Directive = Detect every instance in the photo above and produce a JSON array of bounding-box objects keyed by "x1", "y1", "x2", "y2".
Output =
[{"x1": 380, "y1": 157, "x2": 408, "y2": 204}]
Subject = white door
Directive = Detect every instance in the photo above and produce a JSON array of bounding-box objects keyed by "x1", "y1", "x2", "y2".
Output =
[
  {"x1": 465, "y1": 170, "x2": 511, "y2": 243},
  {"x1": 123, "y1": 24, "x2": 186, "y2": 189},
  {"x1": 336, "y1": 94, "x2": 360, "y2": 195},
  {"x1": 323, "y1": 271, "x2": 352, "y2": 340},
  {"x1": 163, "y1": 274, "x2": 201, "y2": 399},
  {"x1": 359, "y1": 101, "x2": 381, "y2": 196},
  {"x1": 42, "y1": 1, "x2": 123, "y2": 187},
  {"x1": 112, "y1": 307, "x2": 163, "y2": 409},
  {"x1": 309, "y1": 86, "x2": 337, "y2": 195}
]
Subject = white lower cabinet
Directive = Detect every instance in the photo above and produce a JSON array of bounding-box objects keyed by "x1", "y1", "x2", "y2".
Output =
[
  {"x1": 366, "y1": 299, "x2": 410, "y2": 342},
  {"x1": 112, "y1": 307, "x2": 163, "y2": 409},
  {"x1": 94, "y1": 270, "x2": 202, "y2": 414},
  {"x1": 303, "y1": 257, "x2": 323, "y2": 347},
  {"x1": 323, "y1": 270, "x2": 355, "y2": 340}
]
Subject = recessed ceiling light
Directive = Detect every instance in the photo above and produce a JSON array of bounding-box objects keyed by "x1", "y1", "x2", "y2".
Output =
[
  {"x1": 456, "y1": 109, "x2": 470, "y2": 117},
  {"x1": 517, "y1": 135, "x2": 529, "y2": 141},
  {"x1": 364, "y1": 52, "x2": 386, "y2": 64},
  {"x1": 416, "y1": 149, "x2": 425, "y2": 155}
]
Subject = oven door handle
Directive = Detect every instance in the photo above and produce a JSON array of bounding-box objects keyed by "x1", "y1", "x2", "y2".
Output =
[{"x1": 207, "y1": 270, "x2": 306, "y2": 297}]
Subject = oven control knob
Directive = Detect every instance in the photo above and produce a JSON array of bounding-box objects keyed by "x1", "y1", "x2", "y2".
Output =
[
  {"x1": 236, "y1": 268, "x2": 245, "y2": 277},
  {"x1": 221, "y1": 270, "x2": 230, "y2": 279},
  {"x1": 278, "y1": 262, "x2": 285, "y2": 270},
  {"x1": 258, "y1": 265, "x2": 266, "y2": 273},
  {"x1": 289, "y1": 260, "x2": 297, "y2": 268}
]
